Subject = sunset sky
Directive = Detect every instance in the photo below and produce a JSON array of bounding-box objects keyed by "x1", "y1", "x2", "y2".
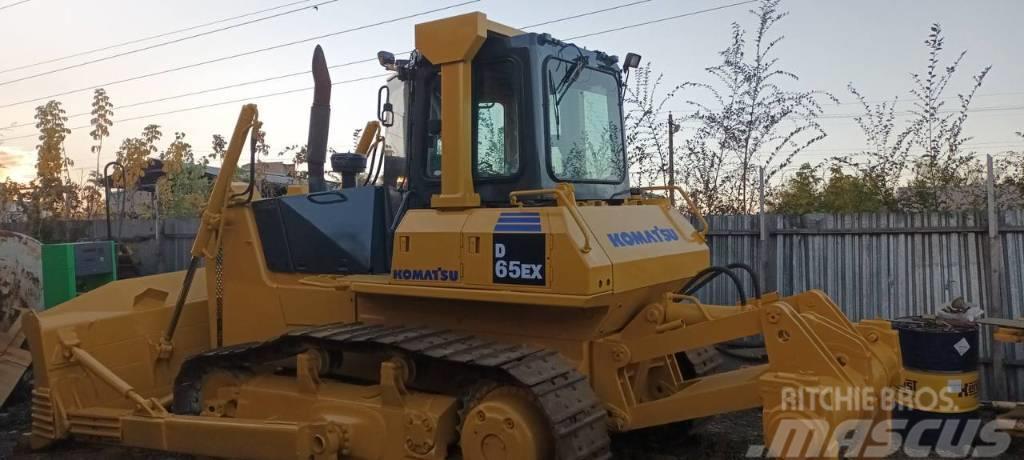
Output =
[{"x1": 0, "y1": 0, "x2": 1022, "y2": 184}]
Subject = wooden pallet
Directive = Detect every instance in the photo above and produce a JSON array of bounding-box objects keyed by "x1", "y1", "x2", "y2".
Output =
[{"x1": 0, "y1": 309, "x2": 30, "y2": 407}]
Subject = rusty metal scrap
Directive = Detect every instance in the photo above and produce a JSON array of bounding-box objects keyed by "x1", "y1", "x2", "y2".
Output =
[{"x1": 0, "y1": 231, "x2": 42, "y2": 406}]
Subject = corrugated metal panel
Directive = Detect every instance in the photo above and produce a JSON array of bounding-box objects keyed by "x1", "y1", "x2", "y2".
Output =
[
  {"x1": 1002, "y1": 210, "x2": 1024, "y2": 400},
  {"x1": 697, "y1": 211, "x2": 1024, "y2": 400},
  {"x1": 160, "y1": 218, "x2": 200, "y2": 273}
]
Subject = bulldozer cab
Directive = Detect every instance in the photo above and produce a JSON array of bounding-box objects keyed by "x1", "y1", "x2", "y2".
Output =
[
  {"x1": 382, "y1": 13, "x2": 631, "y2": 209},
  {"x1": 249, "y1": 12, "x2": 639, "y2": 277}
]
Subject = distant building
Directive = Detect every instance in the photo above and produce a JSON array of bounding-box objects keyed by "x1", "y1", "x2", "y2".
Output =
[
  {"x1": 105, "y1": 158, "x2": 216, "y2": 217},
  {"x1": 0, "y1": 201, "x2": 24, "y2": 224}
]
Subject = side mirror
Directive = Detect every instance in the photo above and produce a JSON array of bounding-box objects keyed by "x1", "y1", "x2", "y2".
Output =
[
  {"x1": 377, "y1": 85, "x2": 394, "y2": 127},
  {"x1": 623, "y1": 52, "x2": 642, "y2": 71},
  {"x1": 377, "y1": 51, "x2": 396, "y2": 70},
  {"x1": 620, "y1": 52, "x2": 642, "y2": 100}
]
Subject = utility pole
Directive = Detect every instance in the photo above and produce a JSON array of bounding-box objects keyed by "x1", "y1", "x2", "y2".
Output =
[
  {"x1": 986, "y1": 154, "x2": 1007, "y2": 400},
  {"x1": 758, "y1": 166, "x2": 770, "y2": 293},
  {"x1": 667, "y1": 112, "x2": 676, "y2": 207}
]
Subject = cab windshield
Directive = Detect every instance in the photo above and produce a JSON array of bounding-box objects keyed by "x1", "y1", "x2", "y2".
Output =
[{"x1": 546, "y1": 59, "x2": 625, "y2": 183}]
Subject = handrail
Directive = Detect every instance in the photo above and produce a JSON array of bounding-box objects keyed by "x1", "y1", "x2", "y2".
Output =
[
  {"x1": 508, "y1": 186, "x2": 591, "y2": 253},
  {"x1": 636, "y1": 185, "x2": 708, "y2": 241}
]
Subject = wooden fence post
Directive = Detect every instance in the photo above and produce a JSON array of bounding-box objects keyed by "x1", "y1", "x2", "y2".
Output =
[
  {"x1": 987, "y1": 154, "x2": 1007, "y2": 401},
  {"x1": 759, "y1": 167, "x2": 772, "y2": 293},
  {"x1": 668, "y1": 112, "x2": 676, "y2": 207}
]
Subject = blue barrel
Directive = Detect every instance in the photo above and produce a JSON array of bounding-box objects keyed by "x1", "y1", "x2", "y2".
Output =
[{"x1": 891, "y1": 316, "x2": 980, "y2": 450}]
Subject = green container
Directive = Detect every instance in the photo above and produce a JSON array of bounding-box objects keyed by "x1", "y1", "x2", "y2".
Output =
[{"x1": 41, "y1": 241, "x2": 117, "y2": 308}]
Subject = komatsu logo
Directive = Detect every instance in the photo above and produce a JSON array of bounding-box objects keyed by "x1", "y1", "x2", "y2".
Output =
[
  {"x1": 392, "y1": 268, "x2": 460, "y2": 281},
  {"x1": 607, "y1": 226, "x2": 679, "y2": 248}
]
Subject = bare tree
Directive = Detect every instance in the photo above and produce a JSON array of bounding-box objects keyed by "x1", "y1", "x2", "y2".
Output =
[
  {"x1": 830, "y1": 84, "x2": 915, "y2": 209},
  {"x1": 899, "y1": 24, "x2": 991, "y2": 211},
  {"x1": 997, "y1": 130, "x2": 1024, "y2": 207},
  {"x1": 783, "y1": 23, "x2": 994, "y2": 213},
  {"x1": 623, "y1": 64, "x2": 682, "y2": 187},
  {"x1": 677, "y1": 0, "x2": 832, "y2": 214}
]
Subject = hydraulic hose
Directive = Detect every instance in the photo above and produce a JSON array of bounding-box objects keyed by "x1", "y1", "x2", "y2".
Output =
[
  {"x1": 680, "y1": 266, "x2": 748, "y2": 307},
  {"x1": 162, "y1": 255, "x2": 201, "y2": 345},
  {"x1": 725, "y1": 262, "x2": 762, "y2": 299},
  {"x1": 228, "y1": 124, "x2": 260, "y2": 203},
  {"x1": 370, "y1": 140, "x2": 386, "y2": 185},
  {"x1": 361, "y1": 142, "x2": 378, "y2": 187},
  {"x1": 361, "y1": 139, "x2": 387, "y2": 187},
  {"x1": 682, "y1": 264, "x2": 767, "y2": 349}
]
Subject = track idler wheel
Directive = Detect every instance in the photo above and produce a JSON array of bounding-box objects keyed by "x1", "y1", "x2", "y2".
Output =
[{"x1": 460, "y1": 386, "x2": 553, "y2": 460}]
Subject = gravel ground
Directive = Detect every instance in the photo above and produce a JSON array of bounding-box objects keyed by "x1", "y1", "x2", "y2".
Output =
[{"x1": 626, "y1": 408, "x2": 1024, "y2": 459}]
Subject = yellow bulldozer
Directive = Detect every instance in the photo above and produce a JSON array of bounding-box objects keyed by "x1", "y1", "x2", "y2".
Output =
[{"x1": 23, "y1": 12, "x2": 903, "y2": 459}]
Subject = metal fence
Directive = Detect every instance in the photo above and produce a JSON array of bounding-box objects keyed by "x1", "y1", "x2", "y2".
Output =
[
  {"x1": 698, "y1": 210, "x2": 1024, "y2": 400},
  {"x1": 4, "y1": 209, "x2": 1024, "y2": 399},
  {"x1": 0, "y1": 218, "x2": 199, "y2": 275}
]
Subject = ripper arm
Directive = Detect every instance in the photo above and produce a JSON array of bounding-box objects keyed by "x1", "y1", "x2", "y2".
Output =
[{"x1": 591, "y1": 290, "x2": 901, "y2": 433}]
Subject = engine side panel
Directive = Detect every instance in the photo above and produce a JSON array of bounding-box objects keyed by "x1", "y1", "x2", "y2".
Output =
[{"x1": 390, "y1": 203, "x2": 708, "y2": 299}]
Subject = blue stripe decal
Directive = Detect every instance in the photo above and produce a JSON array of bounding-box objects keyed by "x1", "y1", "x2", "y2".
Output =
[
  {"x1": 494, "y1": 224, "x2": 542, "y2": 232},
  {"x1": 497, "y1": 216, "x2": 541, "y2": 224}
]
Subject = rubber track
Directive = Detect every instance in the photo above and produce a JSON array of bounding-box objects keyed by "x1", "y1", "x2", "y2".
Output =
[{"x1": 173, "y1": 323, "x2": 612, "y2": 460}]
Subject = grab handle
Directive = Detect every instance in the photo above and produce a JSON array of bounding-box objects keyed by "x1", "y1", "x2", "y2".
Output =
[
  {"x1": 636, "y1": 185, "x2": 708, "y2": 241},
  {"x1": 509, "y1": 186, "x2": 591, "y2": 253},
  {"x1": 307, "y1": 191, "x2": 348, "y2": 205}
]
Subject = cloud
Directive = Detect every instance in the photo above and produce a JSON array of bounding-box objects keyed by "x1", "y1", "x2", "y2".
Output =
[{"x1": 0, "y1": 146, "x2": 35, "y2": 182}]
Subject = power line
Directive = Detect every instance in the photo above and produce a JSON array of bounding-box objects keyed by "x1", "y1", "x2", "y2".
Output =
[
  {"x1": 665, "y1": 142, "x2": 1024, "y2": 161},
  {"x1": 5, "y1": 55, "x2": 384, "y2": 130},
  {"x1": 0, "y1": 0, "x2": 340, "y2": 88},
  {"x1": 795, "y1": 142, "x2": 1024, "y2": 156},
  {"x1": 818, "y1": 104, "x2": 1024, "y2": 119},
  {"x1": 1, "y1": 0, "x2": 767, "y2": 144},
  {"x1": 566, "y1": 0, "x2": 759, "y2": 40},
  {"x1": 775, "y1": 145, "x2": 1024, "y2": 170},
  {"x1": 658, "y1": 103, "x2": 1024, "y2": 120},
  {"x1": 0, "y1": 0, "x2": 32, "y2": 13},
  {"x1": 1, "y1": 0, "x2": 650, "y2": 128},
  {"x1": 827, "y1": 90, "x2": 1024, "y2": 107},
  {"x1": 521, "y1": 0, "x2": 652, "y2": 29},
  {"x1": 1, "y1": 73, "x2": 388, "y2": 142},
  {"x1": 0, "y1": 0, "x2": 315, "y2": 75},
  {"x1": 0, "y1": 0, "x2": 479, "y2": 109}
]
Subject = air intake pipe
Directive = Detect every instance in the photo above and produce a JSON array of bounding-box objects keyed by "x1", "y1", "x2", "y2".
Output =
[{"x1": 306, "y1": 45, "x2": 332, "y2": 193}]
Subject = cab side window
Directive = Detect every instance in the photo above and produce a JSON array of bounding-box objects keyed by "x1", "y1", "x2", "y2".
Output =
[
  {"x1": 475, "y1": 61, "x2": 519, "y2": 178},
  {"x1": 425, "y1": 76, "x2": 443, "y2": 178},
  {"x1": 424, "y1": 61, "x2": 520, "y2": 180}
]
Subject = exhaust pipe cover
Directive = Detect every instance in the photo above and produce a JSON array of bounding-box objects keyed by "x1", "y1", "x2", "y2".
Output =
[{"x1": 306, "y1": 45, "x2": 332, "y2": 193}]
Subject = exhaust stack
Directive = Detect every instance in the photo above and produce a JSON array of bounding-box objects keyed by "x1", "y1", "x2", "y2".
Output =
[{"x1": 306, "y1": 45, "x2": 331, "y2": 193}]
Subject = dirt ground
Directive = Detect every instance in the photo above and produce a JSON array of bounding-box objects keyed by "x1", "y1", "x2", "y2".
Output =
[
  {"x1": 0, "y1": 386, "x2": 187, "y2": 460},
  {"x1": 3, "y1": 382, "x2": 1024, "y2": 459},
  {"x1": 4, "y1": 400, "x2": 1024, "y2": 459}
]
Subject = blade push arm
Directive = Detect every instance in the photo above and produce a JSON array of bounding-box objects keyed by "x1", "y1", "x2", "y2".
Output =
[{"x1": 161, "y1": 104, "x2": 260, "y2": 353}]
